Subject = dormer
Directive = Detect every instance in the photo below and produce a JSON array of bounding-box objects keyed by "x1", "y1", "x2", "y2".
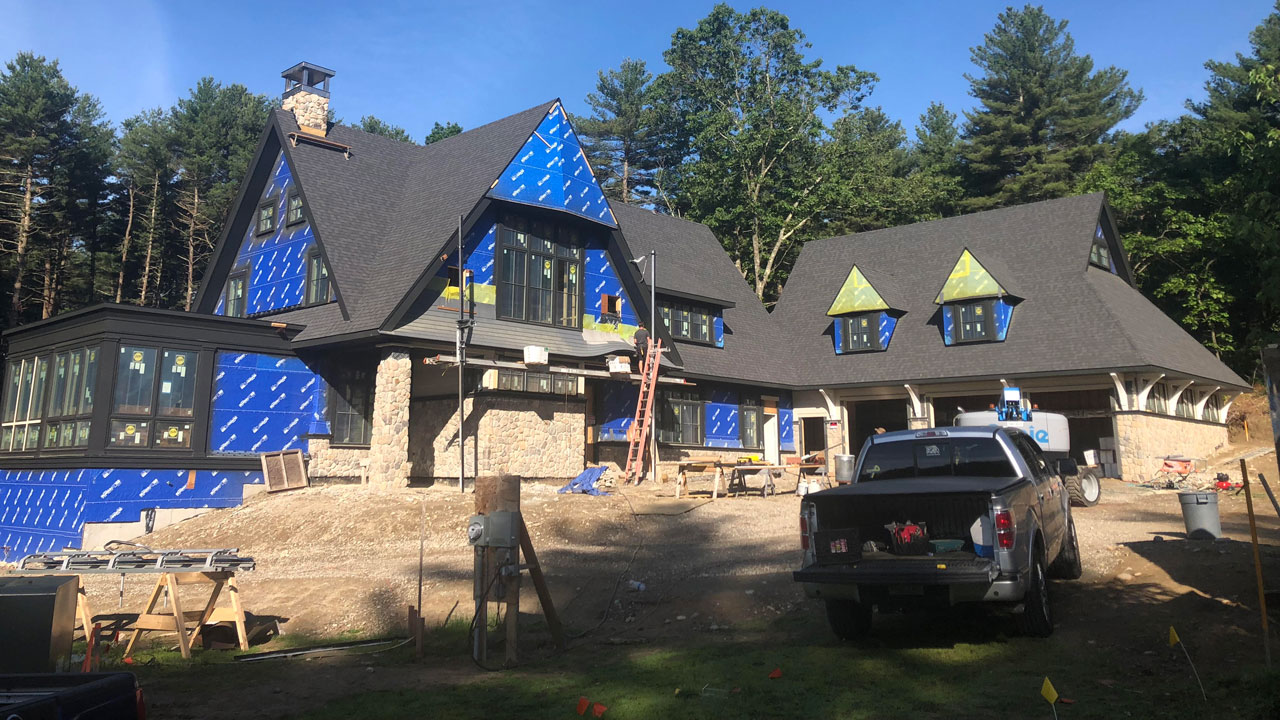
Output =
[
  {"x1": 935, "y1": 248, "x2": 1017, "y2": 345},
  {"x1": 827, "y1": 265, "x2": 902, "y2": 354}
]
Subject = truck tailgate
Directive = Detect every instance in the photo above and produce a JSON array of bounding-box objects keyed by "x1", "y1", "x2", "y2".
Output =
[{"x1": 794, "y1": 555, "x2": 998, "y2": 585}]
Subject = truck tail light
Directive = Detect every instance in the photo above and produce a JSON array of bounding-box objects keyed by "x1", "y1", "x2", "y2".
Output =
[
  {"x1": 994, "y1": 509, "x2": 1015, "y2": 550},
  {"x1": 800, "y1": 514, "x2": 810, "y2": 550}
]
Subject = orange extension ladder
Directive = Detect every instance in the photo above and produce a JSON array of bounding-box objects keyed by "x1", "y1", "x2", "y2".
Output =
[{"x1": 623, "y1": 337, "x2": 663, "y2": 485}]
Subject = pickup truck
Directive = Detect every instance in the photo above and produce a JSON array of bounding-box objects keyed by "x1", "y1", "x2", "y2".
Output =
[
  {"x1": 794, "y1": 426, "x2": 1081, "y2": 639},
  {"x1": 0, "y1": 673, "x2": 145, "y2": 719}
]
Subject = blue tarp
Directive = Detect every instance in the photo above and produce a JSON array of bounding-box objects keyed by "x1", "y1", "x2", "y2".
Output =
[{"x1": 558, "y1": 466, "x2": 609, "y2": 496}]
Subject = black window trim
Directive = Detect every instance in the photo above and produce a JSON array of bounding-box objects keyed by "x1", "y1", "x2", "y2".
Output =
[
  {"x1": 657, "y1": 388, "x2": 704, "y2": 446},
  {"x1": 952, "y1": 298, "x2": 996, "y2": 344},
  {"x1": 739, "y1": 396, "x2": 764, "y2": 450},
  {"x1": 658, "y1": 299, "x2": 716, "y2": 346},
  {"x1": 225, "y1": 268, "x2": 249, "y2": 318},
  {"x1": 286, "y1": 191, "x2": 305, "y2": 227},
  {"x1": 493, "y1": 368, "x2": 580, "y2": 397},
  {"x1": 304, "y1": 248, "x2": 330, "y2": 307},
  {"x1": 256, "y1": 196, "x2": 278, "y2": 236},
  {"x1": 106, "y1": 345, "x2": 201, "y2": 452},
  {"x1": 328, "y1": 364, "x2": 375, "y2": 448},
  {"x1": 493, "y1": 219, "x2": 584, "y2": 330},
  {"x1": 839, "y1": 312, "x2": 882, "y2": 353}
]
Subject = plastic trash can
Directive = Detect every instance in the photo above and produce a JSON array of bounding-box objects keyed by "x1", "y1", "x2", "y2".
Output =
[
  {"x1": 834, "y1": 454, "x2": 857, "y2": 484},
  {"x1": 1178, "y1": 491, "x2": 1222, "y2": 540}
]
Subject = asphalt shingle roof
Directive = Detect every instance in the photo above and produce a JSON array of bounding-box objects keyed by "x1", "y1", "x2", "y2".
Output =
[{"x1": 772, "y1": 193, "x2": 1248, "y2": 390}]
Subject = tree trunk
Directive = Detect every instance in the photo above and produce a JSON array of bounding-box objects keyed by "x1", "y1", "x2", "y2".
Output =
[
  {"x1": 622, "y1": 157, "x2": 630, "y2": 204},
  {"x1": 139, "y1": 172, "x2": 160, "y2": 306},
  {"x1": 184, "y1": 185, "x2": 199, "y2": 311},
  {"x1": 8, "y1": 162, "x2": 35, "y2": 326},
  {"x1": 115, "y1": 186, "x2": 135, "y2": 303}
]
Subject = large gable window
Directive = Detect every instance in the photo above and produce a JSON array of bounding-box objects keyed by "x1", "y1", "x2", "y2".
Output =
[
  {"x1": 659, "y1": 301, "x2": 712, "y2": 343},
  {"x1": 840, "y1": 313, "x2": 880, "y2": 352},
  {"x1": 497, "y1": 215, "x2": 582, "y2": 329},
  {"x1": 956, "y1": 300, "x2": 992, "y2": 342}
]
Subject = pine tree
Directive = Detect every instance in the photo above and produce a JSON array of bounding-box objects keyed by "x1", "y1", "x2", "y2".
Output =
[
  {"x1": 959, "y1": 5, "x2": 1142, "y2": 210},
  {"x1": 424, "y1": 121, "x2": 462, "y2": 144},
  {"x1": 116, "y1": 109, "x2": 174, "y2": 306},
  {"x1": 575, "y1": 59, "x2": 658, "y2": 204},
  {"x1": 913, "y1": 102, "x2": 960, "y2": 172},
  {"x1": 358, "y1": 115, "x2": 414, "y2": 144}
]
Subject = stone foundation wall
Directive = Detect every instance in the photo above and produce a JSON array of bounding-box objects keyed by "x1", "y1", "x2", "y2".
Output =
[
  {"x1": 306, "y1": 437, "x2": 370, "y2": 481},
  {"x1": 410, "y1": 395, "x2": 586, "y2": 481},
  {"x1": 1113, "y1": 411, "x2": 1230, "y2": 481},
  {"x1": 368, "y1": 350, "x2": 412, "y2": 486}
]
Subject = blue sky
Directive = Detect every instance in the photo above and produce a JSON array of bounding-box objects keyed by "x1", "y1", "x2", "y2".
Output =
[{"x1": 3, "y1": 1, "x2": 1275, "y2": 140}]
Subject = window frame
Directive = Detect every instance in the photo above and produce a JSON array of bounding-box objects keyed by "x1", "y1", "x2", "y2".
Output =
[
  {"x1": 225, "y1": 269, "x2": 248, "y2": 318},
  {"x1": 739, "y1": 396, "x2": 763, "y2": 450},
  {"x1": 494, "y1": 217, "x2": 584, "y2": 330},
  {"x1": 286, "y1": 191, "x2": 305, "y2": 226},
  {"x1": 1089, "y1": 239, "x2": 1112, "y2": 270},
  {"x1": 40, "y1": 346, "x2": 99, "y2": 451},
  {"x1": 494, "y1": 368, "x2": 579, "y2": 397},
  {"x1": 839, "y1": 312, "x2": 881, "y2": 352},
  {"x1": 953, "y1": 299, "x2": 994, "y2": 343},
  {"x1": 107, "y1": 345, "x2": 200, "y2": 451},
  {"x1": 657, "y1": 389, "x2": 704, "y2": 446},
  {"x1": 659, "y1": 300, "x2": 714, "y2": 345},
  {"x1": 328, "y1": 365, "x2": 375, "y2": 448},
  {"x1": 0, "y1": 355, "x2": 51, "y2": 453},
  {"x1": 256, "y1": 197, "x2": 278, "y2": 236},
  {"x1": 305, "y1": 249, "x2": 330, "y2": 306}
]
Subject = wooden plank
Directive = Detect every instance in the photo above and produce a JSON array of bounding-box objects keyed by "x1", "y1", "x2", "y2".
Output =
[
  {"x1": 189, "y1": 577, "x2": 226, "y2": 647},
  {"x1": 228, "y1": 575, "x2": 250, "y2": 651},
  {"x1": 166, "y1": 573, "x2": 192, "y2": 659},
  {"x1": 124, "y1": 575, "x2": 166, "y2": 657},
  {"x1": 174, "y1": 571, "x2": 227, "y2": 585},
  {"x1": 519, "y1": 518, "x2": 565, "y2": 650},
  {"x1": 133, "y1": 613, "x2": 204, "y2": 631}
]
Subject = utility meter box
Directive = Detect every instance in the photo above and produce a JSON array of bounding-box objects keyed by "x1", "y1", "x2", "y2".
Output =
[{"x1": 467, "y1": 511, "x2": 520, "y2": 548}]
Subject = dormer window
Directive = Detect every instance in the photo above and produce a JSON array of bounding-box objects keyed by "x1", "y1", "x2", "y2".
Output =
[
  {"x1": 659, "y1": 301, "x2": 712, "y2": 344},
  {"x1": 956, "y1": 300, "x2": 992, "y2": 342},
  {"x1": 286, "y1": 192, "x2": 305, "y2": 225},
  {"x1": 839, "y1": 313, "x2": 880, "y2": 352},
  {"x1": 257, "y1": 198, "x2": 277, "y2": 235},
  {"x1": 1090, "y1": 222, "x2": 1117, "y2": 273}
]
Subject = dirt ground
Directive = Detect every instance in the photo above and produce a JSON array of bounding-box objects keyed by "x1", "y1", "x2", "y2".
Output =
[{"x1": 58, "y1": 439, "x2": 1278, "y2": 718}]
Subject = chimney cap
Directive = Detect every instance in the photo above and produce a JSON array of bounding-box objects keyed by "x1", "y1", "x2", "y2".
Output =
[{"x1": 282, "y1": 61, "x2": 336, "y2": 84}]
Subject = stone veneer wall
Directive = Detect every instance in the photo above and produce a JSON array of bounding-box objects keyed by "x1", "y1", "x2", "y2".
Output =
[
  {"x1": 306, "y1": 437, "x2": 370, "y2": 482},
  {"x1": 1113, "y1": 411, "x2": 1229, "y2": 482},
  {"x1": 410, "y1": 395, "x2": 586, "y2": 481},
  {"x1": 367, "y1": 350, "x2": 412, "y2": 486},
  {"x1": 282, "y1": 90, "x2": 328, "y2": 132}
]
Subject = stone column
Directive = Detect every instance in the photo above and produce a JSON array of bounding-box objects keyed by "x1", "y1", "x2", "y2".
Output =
[{"x1": 368, "y1": 349, "x2": 412, "y2": 487}]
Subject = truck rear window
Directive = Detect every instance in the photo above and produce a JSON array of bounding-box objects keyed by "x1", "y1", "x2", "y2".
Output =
[{"x1": 857, "y1": 437, "x2": 1017, "y2": 481}]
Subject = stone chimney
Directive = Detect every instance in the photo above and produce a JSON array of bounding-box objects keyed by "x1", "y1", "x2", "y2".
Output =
[{"x1": 281, "y1": 62, "x2": 335, "y2": 135}]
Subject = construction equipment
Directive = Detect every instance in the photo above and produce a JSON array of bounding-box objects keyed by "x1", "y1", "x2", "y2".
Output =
[
  {"x1": 15, "y1": 547, "x2": 254, "y2": 574},
  {"x1": 623, "y1": 337, "x2": 663, "y2": 485}
]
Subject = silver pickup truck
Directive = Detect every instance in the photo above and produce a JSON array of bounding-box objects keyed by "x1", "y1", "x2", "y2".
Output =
[{"x1": 793, "y1": 426, "x2": 1082, "y2": 639}]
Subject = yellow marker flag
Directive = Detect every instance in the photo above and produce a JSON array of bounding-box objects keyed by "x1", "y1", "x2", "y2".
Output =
[
  {"x1": 1169, "y1": 626, "x2": 1180, "y2": 647},
  {"x1": 1041, "y1": 677, "x2": 1059, "y2": 705}
]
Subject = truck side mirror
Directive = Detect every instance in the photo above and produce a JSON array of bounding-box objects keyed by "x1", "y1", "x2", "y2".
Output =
[{"x1": 1055, "y1": 458, "x2": 1079, "y2": 477}]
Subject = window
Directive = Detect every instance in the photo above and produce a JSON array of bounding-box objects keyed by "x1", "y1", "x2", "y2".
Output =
[
  {"x1": 225, "y1": 272, "x2": 247, "y2": 318},
  {"x1": 1175, "y1": 390, "x2": 1195, "y2": 419},
  {"x1": 286, "y1": 192, "x2": 305, "y2": 225},
  {"x1": 257, "y1": 198, "x2": 277, "y2": 235},
  {"x1": 659, "y1": 301, "x2": 712, "y2": 343},
  {"x1": 306, "y1": 250, "x2": 330, "y2": 305},
  {"x1": 740, "y1": 397, "x2": 762, "y2": 449},
  {"x1": 42, "y1": 347, "x2": 98, "y2": 450},
  {"x1": 1089, "y1": 239, "x2": 1111, "y2": 269},
  {"x1": 600, "y1": 294, "x2": 622, "y2": 320},
  {"x1": 956, "y1": 300, "x2": 991, "y2": 342},
  {"x1": 856, "y1": 437, "x2": 1017, "y2": 482},
  {"x1": 495, "y1": 369, "x2": 579, "y2": 396},
  {"x1": 1148, "y1": 382, "x2": 1169, "y2": 415},
  {"x1": 840, "y1": 313, "x2": 879, "y2": 352},
  {"x1": 1011, "y1": 434, "x2": 1051, "y2": 482},
  {"x1": 330, "y1": 367, "x2": 374, "y2": 446},
  {"x1": 497, "y1": 215, "x2": 582, "y2": 329},
  {"x1": 1, "y1": 356, "x2": 50, "y2": 452},
  {"x1": 109, "y1": 346, "x2": 199, "y2": 449},
  {"x1": 658, "y1": 389, "x2": 703, "y2": 445},
  {"x1": 1204, "y1": 393, "x2": 1222, "y2": 423}
]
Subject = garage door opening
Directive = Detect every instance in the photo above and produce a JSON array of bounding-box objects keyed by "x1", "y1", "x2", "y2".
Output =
[{"x1": 847, "y1": 399, "x2": 908, "y2": 455}]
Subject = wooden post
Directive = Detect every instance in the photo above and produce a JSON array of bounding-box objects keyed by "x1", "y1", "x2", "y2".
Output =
[
  {"x1": 474, "y1": 475, "x2": 521, "y2": 666},
  {"x1": 1240, "y1": 459, "x2": 1272, "y2": 669},
  {"x1": 165, "y1": 573, "x2": 192, "y2": 659}
]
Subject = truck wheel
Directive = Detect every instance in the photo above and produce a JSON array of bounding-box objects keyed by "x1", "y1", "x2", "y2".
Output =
[
  {"x1": 1066, "y1": 468, "x2": 1101, "y2": 507},
  {"x1": 1016, "y1": 545, "x2": 1054, "y2": 638},
  {"x1": 1049, "y1": 515, "x2": 1083, "y2": 580},
  {"x1": 825, "y1": 598, "x2": 872, "y2": 641}
]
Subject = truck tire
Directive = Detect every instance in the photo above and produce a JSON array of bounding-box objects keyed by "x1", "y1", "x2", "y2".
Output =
[
  {"x1": 825, "y1": 598, "x2": 872, "y2": 641},
  {"x1": 1065, "y1": 467, "x2": 1101, "y2": 507},
  {"x1": 1016, "y1": 544, "x2": 1054, "y2": 638},
  {"x1": 1049, "y1": 515, "x2": 1083, "y2": 580}
]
